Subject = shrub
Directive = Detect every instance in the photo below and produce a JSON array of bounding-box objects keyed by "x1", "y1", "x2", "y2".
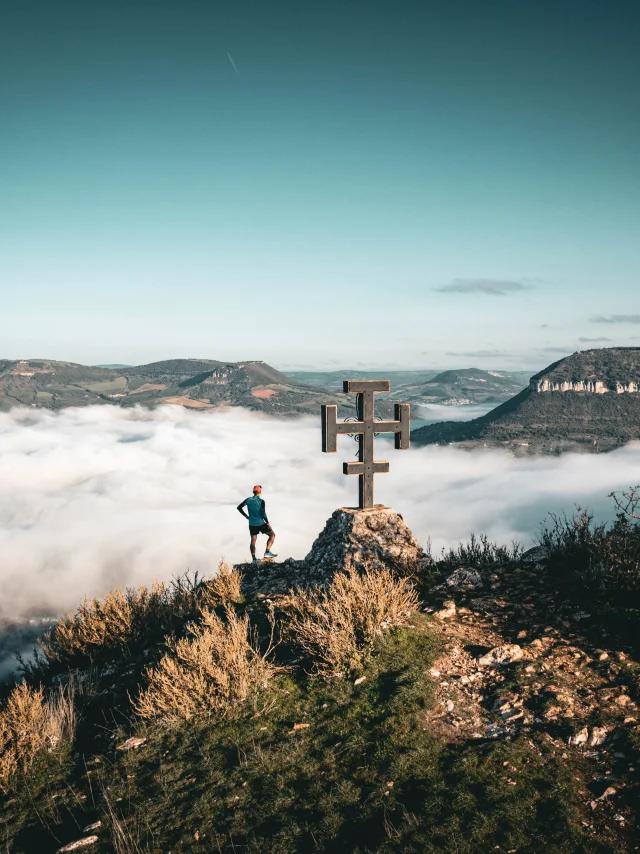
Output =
[
  {"x1": 435, "y1": 533, "x2": 523, "y2": 573},
  {"x1": 539, "y1": 501, "x2": 640, "y2": 606},
  {"x1": 39, "y1": 581, "x2": 175, "y2": 666},
  {"x1": 0, "y1": 682, "x2": 76, "y2": 793},
  {"x1": 279, "y1": 565, "x2": 419, "y2": 676},
  {"x1": 199, "y1": 561, "x2": 243, "y2": 609},
  {"x1": 37, "y1": 568, "x2": 238, "y2": 669},
  {"x1": 134, "y1": 607, "x2": 276, "y2": 723}
]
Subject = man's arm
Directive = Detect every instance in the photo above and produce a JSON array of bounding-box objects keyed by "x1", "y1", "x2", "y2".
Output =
[
  {"x1": 237, "y1": 499, "x2": 249, "y2": 520},
  {"x1": 260, "y1": 498, "x2": 269, "y2": 523}
]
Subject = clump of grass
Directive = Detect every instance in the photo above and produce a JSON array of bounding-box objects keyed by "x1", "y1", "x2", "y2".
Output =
[
  {"x1": 134, "y1": 606, "x2": 276, "y2": 723},
  {"x1": 0, "y1": 682, "x2": 76, "y2": 793},
  {"x1": 280, "y1": 565, "x2": 419, "y2": 676}
]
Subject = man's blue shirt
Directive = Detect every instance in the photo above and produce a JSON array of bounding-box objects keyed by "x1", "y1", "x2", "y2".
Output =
[{"x1": 240, "y1": 495, "x2": 268, "y2": 526}]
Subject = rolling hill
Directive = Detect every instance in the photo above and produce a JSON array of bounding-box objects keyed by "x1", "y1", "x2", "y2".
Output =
[
  {"x1": 288, "y1": 368, "x2": 530, "y2": 406},
  {"x1": 0, "y1": 358, "x2": 342, "y2": 416},
  {"x1": 411, "y1": 348, "x2": 640, "y2": 453}
]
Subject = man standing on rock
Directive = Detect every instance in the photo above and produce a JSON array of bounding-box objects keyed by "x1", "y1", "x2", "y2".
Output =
[{"x1": 237, "y1": 485, "x2": 277, "y2": 564}]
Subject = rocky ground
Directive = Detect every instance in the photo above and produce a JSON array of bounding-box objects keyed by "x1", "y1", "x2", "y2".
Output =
[{"x1": 422, "y1": 554, "x2": 640, "y2": 843}]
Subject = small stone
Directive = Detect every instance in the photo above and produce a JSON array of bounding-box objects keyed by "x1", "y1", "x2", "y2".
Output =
[
  {"x1": 116, "y1": 737, "x2": 146, "y2": 752},
  {"x1": 429, "y1": 669, "x2": 441, "y2": 677},
  {"x1": 568, "y1": 727, "x2": 589, "y2": 746},
  {"x1": 478, "y1": 645, "x2": 523, "y2": 667},
  {"x1": 292, "y1": 722, "x2": 310, "y2": 730},
  {"x1": 354, "y1": 676, "x2": 367, "y2": 686},
  {"x1": 82, "y1": 822, "x2": 102, "y2": 833},
  {"x1": 597, "y1": 786, "x2": 616, "y2": 801},
  {"x1": 435, "y1": 600, "x2": 456, "y2": 620},
  {"x1": 445, "y1": 700, "x2": 454, "y2": 712},
  {"x1": 588, "y1": 726, "x2": 610, "y2": 747},
  {"x1": 615, "y1": 695, "x2": 631, "y2": 706},
  {"x1": 598, "y1": 652, "x2": 609, "y2": 661},
  {"x1": 444, "y1": 568, "x2": 482, "y2": 591},
  {"x1": 57, "y1": 839, "x2": 99, "y2": 853}
]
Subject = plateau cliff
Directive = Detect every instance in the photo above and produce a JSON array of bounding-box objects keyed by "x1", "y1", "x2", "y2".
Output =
[{"x1": 412, "y1": 348, "x2": 640, "y2": 453}]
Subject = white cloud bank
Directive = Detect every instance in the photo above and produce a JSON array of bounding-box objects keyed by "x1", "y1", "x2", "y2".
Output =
[{"x1": 1, "y1": 405, "x2": 639, "y2": 620}]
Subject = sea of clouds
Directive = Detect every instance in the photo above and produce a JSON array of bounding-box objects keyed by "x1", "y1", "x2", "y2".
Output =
[{"x1": 1, "y1": 404, "x2": 640, "y2": 622}]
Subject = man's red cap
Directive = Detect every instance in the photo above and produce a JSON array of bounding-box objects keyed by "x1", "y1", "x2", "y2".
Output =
[{"x1": 253, "y1": 485, "x2": 262, "y2": 491}]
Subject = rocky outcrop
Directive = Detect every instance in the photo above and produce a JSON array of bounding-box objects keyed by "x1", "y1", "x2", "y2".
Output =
[
  {"x1": 238, "y1": 505, "x2": 426, "y2": 597},
  {"x1": 533, "y1": 378, "x2": 640, "y2": 393},
  {"x1": 303, "y1": 506, "x2": 426, "y2": 581}
]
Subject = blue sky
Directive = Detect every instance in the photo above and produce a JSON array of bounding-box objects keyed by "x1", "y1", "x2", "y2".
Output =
[{"x1": 1, "y1": 0, "x2": 639, "y2": 370}]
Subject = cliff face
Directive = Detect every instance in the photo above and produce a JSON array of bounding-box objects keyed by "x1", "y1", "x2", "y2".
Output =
[
  {"x1": 533, "y1": 379, "x2": 640, "y2": 393},
  {"x1": 531, "y1": 347, "x2": 640, "y2": 392},
  {"x1": 411, "y1": 347, "x2": 640, "y2": 453}
]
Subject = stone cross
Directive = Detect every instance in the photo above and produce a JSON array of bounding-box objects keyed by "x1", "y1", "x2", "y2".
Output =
[{"x1": 321, "y1": 380, "x2": 410, "y2": 509}]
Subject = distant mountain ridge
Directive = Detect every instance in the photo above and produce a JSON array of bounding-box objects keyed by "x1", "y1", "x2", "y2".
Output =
[
  {"x1": 288, "y1": 367, "x2": 530, "y2": 407},
  {"x1": 411, "y1": 348, "x2": 640, "y2": 453},
  {"x1": 0, "y1": 358, "x2": 340, "y2": 416}
]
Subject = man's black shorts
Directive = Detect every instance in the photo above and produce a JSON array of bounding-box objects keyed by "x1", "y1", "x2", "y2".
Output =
[{"x1": 250, "y1": 523, "x2": 273, "y2": 536}]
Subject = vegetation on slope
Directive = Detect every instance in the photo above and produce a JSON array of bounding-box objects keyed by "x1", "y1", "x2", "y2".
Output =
[{"x1": 1, "y1": 499, "x2": 640, "y2": 853}]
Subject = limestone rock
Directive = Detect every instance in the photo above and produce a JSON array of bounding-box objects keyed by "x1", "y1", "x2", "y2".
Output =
[
  {"x1": 588, "y1": 726, "x2": 610, "y2": 747},
  {"x1": 478, "y1": 645, "x2": 524, "y2": 667},
  {"x1": 116, "y1": 736, "x2": 146, "y2": 751},
  {"x1": 57, "y1": 838, "x2": 99, "y2": 853},
  {"x1": 303, "y1": 506, "x2": 426, "y2": 584},
  {"x1": 435, "y1": 600, "x2": 456, "y2": 620},
  {"x1": 568, "y1": 727, "x2": 589, "y2": 746},
  {"x1": 443, "y1": 568, "x2": 482, "y2": 590}
]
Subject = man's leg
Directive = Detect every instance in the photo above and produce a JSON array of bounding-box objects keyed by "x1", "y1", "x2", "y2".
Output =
[
  {"x1": 250, "y1": 534, "x2": 258, "y2": 559},
  {"x1": 266, "y1": 529, "x2": 276, "y2": 552}
]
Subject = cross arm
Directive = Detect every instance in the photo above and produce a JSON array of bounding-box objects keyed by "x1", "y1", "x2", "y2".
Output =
[{"x1": 343, "y1": 460, "x2": 390, "y2": 475}]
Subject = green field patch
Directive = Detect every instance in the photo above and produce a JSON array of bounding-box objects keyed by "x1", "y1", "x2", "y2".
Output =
[{"x1": 84, "y1": 377, "x2": 128, "y2": 393}]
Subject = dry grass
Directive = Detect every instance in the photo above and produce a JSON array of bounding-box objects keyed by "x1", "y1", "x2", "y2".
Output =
[
  {"x1": 37, "y1": 568, "x2": 242, "y2": 669},
  {"x1": 39, "y1": 581, "x2": 171, "y2": 665},
  {"x1": 134, "y1": 606, "x2": 276, "y2": 723},
  {"x1": 280, "y1": 566, "x2": 419, "y2": 675},
  {"x1": 0, "y1": 682, "x2": 76, "y2": 793},
  {"x1": 199, "y1": 561, "x2": 243, "y2": 609}
]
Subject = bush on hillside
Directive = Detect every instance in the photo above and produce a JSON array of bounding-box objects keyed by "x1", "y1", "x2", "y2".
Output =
[
  {"x1": 539, "y1": 488, "x2": 640, "y2": 607},
  {"x1": 279, "y1": 566, "x2": 419, "y2": 676},
  {"x1": 435, "y1": 533, "x2": 523, "y2": 573},
  {"x1": 199, "y1": 560, "x2": 243, "y2": 608},
  {"x1": 0, "y1": 683, "x2": 76, "y2": 793},
  {"x1": 37, "y1": 565, "x2": 241, "y2": 671},
  {"x1": 134, "y1": 606, "x2": 276, "y2": 723}
]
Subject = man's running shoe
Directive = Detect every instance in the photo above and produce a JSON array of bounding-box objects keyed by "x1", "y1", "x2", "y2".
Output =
[
  {"x1": 252, "y1": 557, "x2": 259, "y2": 564},
  {"x1": 264, "y1": 551, "x2": 278, "y2": 558}
]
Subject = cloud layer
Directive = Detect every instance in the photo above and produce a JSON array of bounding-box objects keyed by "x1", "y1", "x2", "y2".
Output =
[
  {"x1": 434, "y1": 278, "x2": 533, "y2": 296},
  {"x1": 1, "y1": 406, "x2": 639, "y2": 621},
  {"x1": 590, "y1": 314, "x2": 640, "y2": 324}
]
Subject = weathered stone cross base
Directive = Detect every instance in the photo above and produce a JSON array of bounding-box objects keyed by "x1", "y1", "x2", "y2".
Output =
[{"x1": 238, "y1": 505, "x2": 426, "y2": 597}]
